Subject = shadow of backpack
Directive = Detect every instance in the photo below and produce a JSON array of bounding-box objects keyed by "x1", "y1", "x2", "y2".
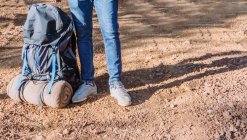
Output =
[{"x1": 16, "y1": 3, "x2": 80, "y2": 95}]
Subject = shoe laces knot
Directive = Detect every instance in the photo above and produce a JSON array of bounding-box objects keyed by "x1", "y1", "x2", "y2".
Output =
[{"x1": 111, "y1": 81, "x2": 127, "y2": 93}]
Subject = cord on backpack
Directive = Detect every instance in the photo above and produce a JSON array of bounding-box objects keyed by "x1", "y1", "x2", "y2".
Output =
[
  {"x1": 16, "y1": 46, "x2": 29, "y2": 91},
  {"x1": 47, "y1": 46, "x2": 58, "y2": 94}
]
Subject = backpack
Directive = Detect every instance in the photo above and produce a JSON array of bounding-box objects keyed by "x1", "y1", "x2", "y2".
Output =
[{"x1": 16, "y1": 3, "x2": 80, "y2": 94}]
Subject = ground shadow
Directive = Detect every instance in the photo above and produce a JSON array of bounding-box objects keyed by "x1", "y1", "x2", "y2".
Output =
[
  {"x1": 1, "y1": 0, "x2": 247, "y2": 65},
  {"x1": 94, "y1": 51, "x2": 247, "y2": 105},
  {"x1": 1, "y1": 1, "x2": 247, "y2": 106},
  {"x1": 0, "y1": 14, "x2": 26, "y2": 26},
  {"x1": 0, "y1": 93, "x2": 7, "y2": 101},
  {"x1": 116, "y1": 0, "x2": 247, "y2": 50}
]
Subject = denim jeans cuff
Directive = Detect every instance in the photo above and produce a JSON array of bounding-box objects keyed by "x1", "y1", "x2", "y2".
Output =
[{"x1": 109, "y1": 79, "x2": 121, "y2": 86}]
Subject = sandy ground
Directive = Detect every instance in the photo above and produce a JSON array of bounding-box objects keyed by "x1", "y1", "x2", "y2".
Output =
[{"x1": 1, "y1": 0, "x2": 247, "y2": 139}]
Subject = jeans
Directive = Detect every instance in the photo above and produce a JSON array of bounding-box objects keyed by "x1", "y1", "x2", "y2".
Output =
[{"x1": 69, "y1": 0, "x2": 122, "y2": 85}]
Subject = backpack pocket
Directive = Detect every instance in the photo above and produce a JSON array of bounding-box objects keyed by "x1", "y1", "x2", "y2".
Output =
[{"x1": 26, "y1": 45, "x2": 52, "y2": 75}]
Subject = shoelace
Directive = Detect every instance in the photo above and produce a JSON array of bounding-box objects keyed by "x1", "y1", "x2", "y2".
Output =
[{"x1": 111, "y1": 82, "x2": 128, "y2": 93}]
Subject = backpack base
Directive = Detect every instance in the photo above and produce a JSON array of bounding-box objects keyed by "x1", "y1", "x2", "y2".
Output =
[{"x1": 7, "y1": 75, "x2": 73, "y2": 108}]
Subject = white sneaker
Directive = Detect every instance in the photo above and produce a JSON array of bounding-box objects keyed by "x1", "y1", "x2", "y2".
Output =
[
  {"x1": 72, "y1": 81, "x2": 97, "y2": 103},
  {"x1": 110, "y1": 81, "x2": 132, "y2": 106}
]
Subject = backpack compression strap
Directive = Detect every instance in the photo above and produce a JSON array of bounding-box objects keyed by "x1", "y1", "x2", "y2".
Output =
[
  {"x1": 38, "y1": 46, "x2": 57, "y2": 107},
  {"x1": 47, "y1": 46, "x2": 58, "y2": 94},
  {"x1": 16, "y1": 46, "x2": 30, "y2": 90}
]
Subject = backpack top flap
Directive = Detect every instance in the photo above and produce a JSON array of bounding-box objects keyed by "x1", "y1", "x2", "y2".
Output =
[{"x1": 23, "y1": 3, "x2": 72, "y2": 46}]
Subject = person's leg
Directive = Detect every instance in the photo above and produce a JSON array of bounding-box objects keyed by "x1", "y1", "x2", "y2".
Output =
[
  {"x1": 94, "y1": 0, "x2": 122, "y2": 85},
  {"x1": 69, "y1": 0, "x2": 94, "y2": 82},
  {"x1": 69, "y1": 0, "x2": 97, "y2": 103},
  {"x1": 94, "y1": 0, "x2": 131, "y2": 106}
]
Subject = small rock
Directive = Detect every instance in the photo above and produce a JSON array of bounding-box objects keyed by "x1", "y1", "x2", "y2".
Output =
[
  {"x1": 183, "y1": 40, "x2": 191, "y2": 45},
  {"x1": 229, "y1": 124, "x2": 237, "y2": 132},
  {"x1": 29, "y1": 127, "x2": 35, "y2": 132},
  {"x1": 35, "y1": 133, "x2": 45, "y2": 140},
  {"x1": 207, "y1": 109, "x2": 213, "y2": 115},
  {"x1": 236, "y1": 120, "x2": 241, "y2": 127},
  {"x1": 171, "y1": 111, "x2": 175, "y2": 115},
  {"x1": 103, "y1": 134, "x2": 108, "y2": 138},
  {"x1": 228, "y1": 102, "x2": 235, "y2": 109},
  {"x1": 214, "y1": 132, "x2": 221, "y2": 139},
  {"x1": 93, "y1": 129, "x2": 106, "y2": 135},
  {"x1": 170, "y1": 103, "x2": 178, "y2": 108},
  {"x1": 165, "y1": 134, "x2": 172, "y2": 139},
  {"x1": 42, "y1": 121, "x2": 51, "y2": 129},
  {"x1": 57, "y1": 132, "x2": 63, "y2": 137},
  {"x1": 223, "y1": 111, "x2": 232, "y2": 120},
  {"x1": 226, "y1": 130, "x2": 234, "y2": 139},
  {"x1": 63, "y1": 129, "x2": 70, "y2": 135},
  {"x1": 159, "y1": 121, "x2": 165, "y2": 128}
]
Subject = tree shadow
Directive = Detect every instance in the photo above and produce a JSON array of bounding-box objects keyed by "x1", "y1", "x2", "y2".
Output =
[
  {"x1": 1, "y1": 0, "x2": 247, "y2": 65},
  {"x1": 0, "y1": 14, "x2": 26, "y2": 26},
  {"x1": 94, "y1": 51, "x2": 247, "y2": 105},
  {"x1": 0, "y1": 45, "x2": 22, "y2": 68},
  {"x1": 1, "y1": 1, "x2": 247, "y2": 103},
  {"x1": 0, "y1": 0, "x2": 68, "y2": 69},
  {"x1": 115, "y1": 0, "x2": 247, "y2": 50},
  {"x1": 22, "y1": 0, "x2": 47, "y2": 5}
]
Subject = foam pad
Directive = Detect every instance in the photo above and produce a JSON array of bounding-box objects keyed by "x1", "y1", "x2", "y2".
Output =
[
  {"x1": 7, "y1": 75, "x2": 73, "y2": 108},
  {"x1": 7, "y1": 75, "x2": 23, "y2": 102}
]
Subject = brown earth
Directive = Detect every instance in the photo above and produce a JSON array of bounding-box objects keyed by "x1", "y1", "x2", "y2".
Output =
[{"x1": 1, "y1": 0, "x2": 247, "y2": 139}]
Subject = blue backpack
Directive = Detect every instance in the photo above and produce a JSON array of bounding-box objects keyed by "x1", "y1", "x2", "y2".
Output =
[{"x1": 16, "y1": 4, "x2": 80, "y2": 93}]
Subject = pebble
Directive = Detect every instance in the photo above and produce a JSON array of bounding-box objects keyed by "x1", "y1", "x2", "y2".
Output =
[
  {"x1": 207, "y1": 109, "x2": 213, "y2": 115},
  {"x1": 182, "y1": 40, "x2": 191, "y2": 45},
  {"x1": 144, "y1": 59, "x2": 149, "y2": 63},
  {"x1": 63, "y1": 129, "x2": 70, "y2": 135},
  {"x1": 93, "y1": 129, "x2": 106, "y2": 135},
  {"x1": 223, "y1": 111, "x2": 232, "y2": 120},
  {"x1": 170, "y1": 103, "x2": 178, "y2": 108},
  {"x1": 229, "y1": 124, "x2": 236, "y2": 132},
  {"x1": 35, "y1": 133, "x2": 45, "y2": 140},
  {"x1": 159, "y1": 121, "x2": 165, "y2": 128},
  {"x1": 226, "y1": 130, "x2": 234, "y2": 139},
  {"x1": 236, "y1": 120, "x2": 241, "y2": 127}
]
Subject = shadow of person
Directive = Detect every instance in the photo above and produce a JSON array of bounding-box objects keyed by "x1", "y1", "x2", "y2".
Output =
[
  {"x1": 0, "y1": 93, "x2": 8, "y2": 101},
  {"x1": 94, "y1": 51, "x2": 247, "y2": 106}
]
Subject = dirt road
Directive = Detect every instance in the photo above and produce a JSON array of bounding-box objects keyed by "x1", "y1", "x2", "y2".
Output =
[{"x1": 1, "y1": 0, "x2": 247, "y2": 139}]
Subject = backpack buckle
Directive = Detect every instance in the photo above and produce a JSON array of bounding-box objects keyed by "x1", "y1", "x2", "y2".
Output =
[
  {"x1": 52, "y1": 46, "x2": 58, "y2": 52},
  {"x1": 46, "y1": 74, "x2": 51, "y2": 81},
  {"x1": 25, "y1": 73, "x2": 33, "y2": 80}
]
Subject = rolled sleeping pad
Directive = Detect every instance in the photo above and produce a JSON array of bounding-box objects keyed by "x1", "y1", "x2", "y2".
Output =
[
  {"x1": 7, "y1": 75, "x2": 73, "y2": 108},
  {"x1": 7, "y1": 75, "x2": 24, "y2": 102}
]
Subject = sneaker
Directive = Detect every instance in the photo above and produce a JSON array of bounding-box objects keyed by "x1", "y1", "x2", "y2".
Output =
[
  {"x1": 110, "y1": 81, "x2": 131, "y2": 106},
  {"x1": 72, "y1": 81, "x2": 97, "y2": 103}
]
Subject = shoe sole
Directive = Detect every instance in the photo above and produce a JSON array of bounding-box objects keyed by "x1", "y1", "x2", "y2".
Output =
[
  {"x1": 118, "y1": 101, "x2": 132, "y2": 107},
  {"x1": 72, "y1": 91, "x2": 97, "y2": 103},
  {"x1": 110, "y1": 95, "x2": 132, "y2": 107}
]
